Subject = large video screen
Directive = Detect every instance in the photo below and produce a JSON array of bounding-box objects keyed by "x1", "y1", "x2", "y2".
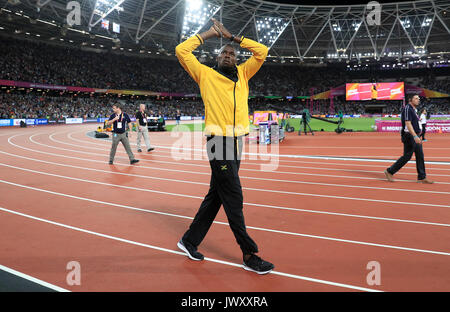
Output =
[
  {"x1": 346, "y1": 82, "x2": 404, "y2": 101},
  {"x1": 252, "y1": 111, "x2": 279, "y2": 125}
]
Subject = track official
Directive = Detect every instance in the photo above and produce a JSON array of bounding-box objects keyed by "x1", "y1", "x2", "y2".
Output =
[
  {"x1": 384, "y1": 95, "x2": 433, "y2": 183},
  {"x1": 107, "y1": 103, "x2": 139, "y2": 165},
  {"x1": 135, "y1": 103, "x2": 155, "y2": 153}
]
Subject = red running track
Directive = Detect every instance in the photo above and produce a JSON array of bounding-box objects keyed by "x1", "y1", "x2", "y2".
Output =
[{"x1": 0, "y1": 125, "x2": 449, "y2": 292}]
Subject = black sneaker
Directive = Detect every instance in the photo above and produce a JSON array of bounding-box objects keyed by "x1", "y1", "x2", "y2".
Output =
[
  {"x1": 109, "y1": 161, "x2": 113, "y2": 165},
  {"x1": 130, "y1": 159, "x2": 139, "y2": 165},
  {"x1": 137, "y1": 149, "x2": 142, "y2": 152},
  {"x1": 243, "y1": 254, "x2": 274, "y2": 275},
  {"x1": 147, "y1": 147, "x2": 155, "y2": 152},
  {"x1": 177, "y1": 239, "x2": 204, "y2": 261}
]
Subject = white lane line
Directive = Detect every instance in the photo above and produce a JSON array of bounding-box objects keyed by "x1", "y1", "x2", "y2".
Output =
[
  {"x1": 0, "y1": 206, "x2": 382, "y2": 292},
  {"x1": 9, "y1": 137, "x2": 450, "y2": 208},
  {"x1": 26, "y1": 133, "x2": 450, "y2": 184},
  {"x1": 79, "y1": 129, "x2": 450, "y2": 164},
  {"x1": 0, "y1": 263, "x2": 70, "y2": 292},
  {"x1": 75, "y1": 129, "x2": 450, "y2": 166},
  {"x1": 3, "y1": 146, "x2": 450, "y2": 201},
  {"x1": 8, "y1": 134, "x2": 450, "y2": 208},
  {"x1": 71, "y1": 129, "x2": 450, "y2": 151},
  {"x1": 60, "y1": 132, "x2": 450, "y2": 177},
  {"x1": 66, "y1": 130, "x2": 450, "y2": 171},
  {"x1": 41, "y1": 134, "x2": 450, "y2": 195},
  {"x1": 1, "y1": 150, "x2": 450, "y2": 228},
  {"x1": 83, "y1": 129, "x2": 450, "y2": 154},
  {"x1": 1, "y1": 175, "x2": 450, "y2": 257}
]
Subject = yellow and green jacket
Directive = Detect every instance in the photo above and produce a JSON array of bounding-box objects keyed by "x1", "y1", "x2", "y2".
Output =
[{"x1": 175, "y1": 35, "x2": 268, "y2": 137}]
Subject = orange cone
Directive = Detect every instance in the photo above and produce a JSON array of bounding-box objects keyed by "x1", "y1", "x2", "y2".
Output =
[{"x1": 438, "y1": 128, "x2": 443, "y2": 134}]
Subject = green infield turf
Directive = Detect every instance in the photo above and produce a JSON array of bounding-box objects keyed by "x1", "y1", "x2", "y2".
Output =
[
  {"x1": 165, "y1": 123, "x2": 205, "y2": 132},
  {"x1": 165, "y1": 116, "x2": 449, "y2": 133},
  {"x1": 285, "y1": 117, "x2": 376, "y2": 132},
  {"x1": 166, "y1": 118, "x2": 376, "y2": 132}
]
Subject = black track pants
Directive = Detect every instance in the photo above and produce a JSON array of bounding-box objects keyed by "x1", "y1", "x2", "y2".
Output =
[{"x1": 182, "y1": 135, "x2": 258, "y2": 255}]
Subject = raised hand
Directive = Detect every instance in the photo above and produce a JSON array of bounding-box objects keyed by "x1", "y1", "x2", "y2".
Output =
[
  {"x1": 198, "y1": 23, "x2": 221, "y2": 42},
  {"x1": 211, "y1": 18, "x2": 232, "y2": 39},
  {"x1": 209, "y1": 24, "x2": 221, "y2": 38}
]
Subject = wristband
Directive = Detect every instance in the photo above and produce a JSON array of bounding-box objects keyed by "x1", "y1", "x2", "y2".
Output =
[
  {"x1": 230, "y1": 35, "x2": 235, "y2": 42},
  {"x1": 413, "y1": 135, "x2": 419, "y2": 139}
]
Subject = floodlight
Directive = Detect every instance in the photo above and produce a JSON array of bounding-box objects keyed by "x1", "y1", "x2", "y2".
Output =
[
  {"x1": 90, "y1": 0, "x2": 125, "y2": 28},
  {"x1": 181, "y1": 0, "x2": 221, "y2": 40},
  {"x1": 255, "y1": 17, "x2": 289, "y2": 48}
]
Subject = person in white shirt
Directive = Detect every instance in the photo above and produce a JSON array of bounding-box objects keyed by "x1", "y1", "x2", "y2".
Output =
[
  {"x1": 135, "y1": 104, "x2": 155, "y2": 152},
  {"x1": 419, "y1": 108, "x2": 427, "y2": 142}
]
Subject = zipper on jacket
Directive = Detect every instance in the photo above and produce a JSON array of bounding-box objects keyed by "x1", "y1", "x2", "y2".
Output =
[
  {"x1": 233, "y1": 82, "x2": 236, "y2": 138},
  {"x1": 233, "y1": 82, "x2": 238, "y2": 157}
]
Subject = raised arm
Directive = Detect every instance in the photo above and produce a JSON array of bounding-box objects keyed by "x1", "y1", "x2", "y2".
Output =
[
  {"x1": 238, "y1": 37, "x2": 269, "y2": 80},
  {"x1": 175, "y1": 25, "x2": 220, "y2": 83},
  {"x1": 211, "y1": 18, "x2": 268, "y2": 80}
]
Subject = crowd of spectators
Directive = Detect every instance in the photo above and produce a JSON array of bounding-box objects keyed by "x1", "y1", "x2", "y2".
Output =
[
  {"x1": 1, "y1": 35, "x2": 449, "y2": 119},
  {"x1": 419, "y1": 74, "x2": 450, "y2": 94},
  {"x1": 119, "y1": 98, "x2": 204, "y2": 119},
  {"x1": 1, "y1": 36, "x2": 449, "y2": 97},
  {"x1": 0, "y1": 92, "x2": 110, "y2": 119},
  {"x1": 1, "y1": 91, "x2": 448, "y2": 120},
  {"x1": 0, "y1": 37, "x2": 199, "y2": 93},
  {"x1": 0, "y1": 92, "x2": 209, "y2": 119}
]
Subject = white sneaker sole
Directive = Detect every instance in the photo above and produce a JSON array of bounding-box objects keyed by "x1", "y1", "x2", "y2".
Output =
[
  {"x1": 243, "y1": 264, "x2": 273, "y2": 275},
  {"x1": 177, "y1": 241, "x2": 203, "y2": 261}
]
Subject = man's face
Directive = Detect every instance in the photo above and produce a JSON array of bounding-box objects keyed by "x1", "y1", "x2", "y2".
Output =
[
  {"x1": 140, "y1": 104, "x2": 146, "y2": 111},
  {"x1": 217, "y1": 45, "x2": 237, "y2": 69},
  {"x1": 411, "y1": 95, "x2": 420, "y2": 107},
  {"x1": 112, "y1": 106, "x2": 120, "y2": 114}
]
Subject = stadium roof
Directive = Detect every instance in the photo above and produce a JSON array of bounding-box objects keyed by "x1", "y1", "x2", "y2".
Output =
[{"x1": 0, "y1": 0, "x2": 449, "y2": 63}]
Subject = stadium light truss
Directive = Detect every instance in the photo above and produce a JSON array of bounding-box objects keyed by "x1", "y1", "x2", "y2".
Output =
[
  {"x1": 330, "y1": 19, "x2": 362, "y2": 54},
  {"x1": 255, "y1": 17, "x2": 289, "y2": 49},
  {"x1": 181, "y1": 0, "x2": 221, "y2": 41},
  {"x1": 399, "y1": 14, "x2": 435, "y2": 54},
  {"x1": 89, "y1": 0, "x2": 125, "y2": 28},
  {"x1": 327, "y1": 51, "x2": 375, "y2": 60}
]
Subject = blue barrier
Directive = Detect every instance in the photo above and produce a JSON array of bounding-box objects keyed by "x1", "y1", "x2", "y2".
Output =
[
  {"x1": 35, "y1": 119, "x2": 48, "y2": 125},
  {"x1": 84, "y1": 118, "x2": 98, "y2": 123},
  {"x1": 0, "y1": 119, "x2": 13, "y2": 126}
]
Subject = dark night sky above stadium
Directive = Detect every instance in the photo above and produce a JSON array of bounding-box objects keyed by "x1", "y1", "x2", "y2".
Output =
[{"x1": 270, "y1": 0, "x2": 414, "y2": 5}]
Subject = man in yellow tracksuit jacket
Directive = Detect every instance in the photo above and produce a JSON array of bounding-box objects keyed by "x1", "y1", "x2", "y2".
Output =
[{"x1": 175, "y1": 18, "x2": 274, "y2": 274}]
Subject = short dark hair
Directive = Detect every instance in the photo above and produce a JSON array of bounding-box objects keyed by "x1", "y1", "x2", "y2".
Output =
[
  {"x1": 112, "y1": 103, "x2": 121, "y2": 109},
  {"x1": 408, "y1": 94, "x2": 419, "y2": 102},
  {"x1": 218, "y1": 44, "x2": 238, "y2": 55}
]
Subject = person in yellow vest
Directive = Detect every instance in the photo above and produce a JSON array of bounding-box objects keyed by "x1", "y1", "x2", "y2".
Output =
[{"x1": 175, "y1": 18, "x2": 274, "y2": 274}]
